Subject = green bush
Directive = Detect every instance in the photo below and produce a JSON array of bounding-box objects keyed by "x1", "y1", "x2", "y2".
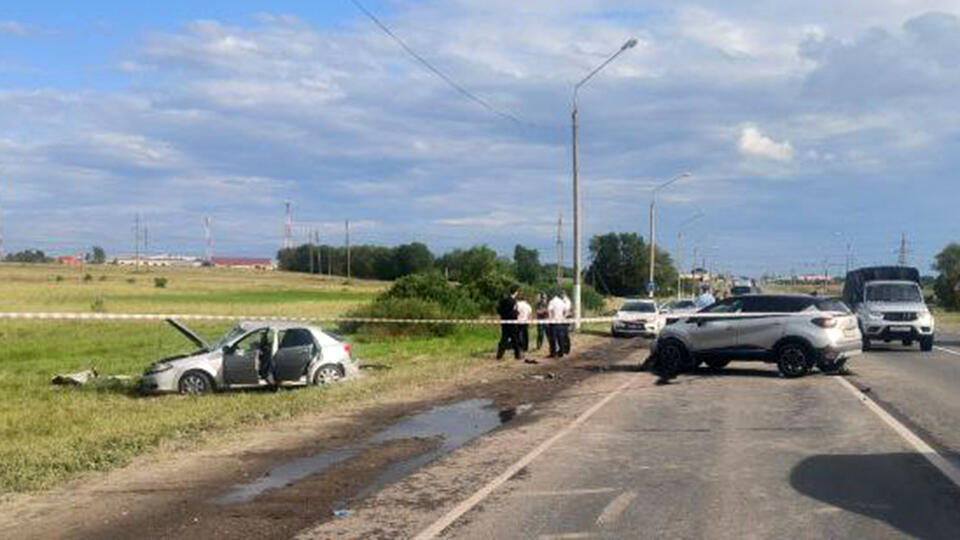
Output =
[
  {"x1": 83, "y1": 273, "x2": 93, "y2": 282},
  {"x1": 341, "y1": 297, "x2": 458, "y2": 337},
  {"x1": 153, "y1": 277, "x2": 168, "y2": 288},
  {"x1": 55, "y1": 275, "x2": 64, "y2": 282},
  {"x1": 382, "y1": 272, "x2": 480, "y2": 316},
  {"x1": 462, "y1": 272, "x2": 518, "y2": 312},
  {"x1": 343, "y1": 272, "x2": 481, "y2": 337}
]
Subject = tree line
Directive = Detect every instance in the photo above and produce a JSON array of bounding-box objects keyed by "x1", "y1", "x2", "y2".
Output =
[{"x1": 277, "y1": 233, "x2": 680, "y2": 297}]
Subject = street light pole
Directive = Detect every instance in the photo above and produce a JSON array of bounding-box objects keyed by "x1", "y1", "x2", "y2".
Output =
[
  {"x1": 647, "y1": 172, "x2": 691, "y2": 298},
  {"x1": 571, "y1": 37, "x2": 637, "y2": 329},
  {"x1": 676, "y1": 211, "x2": 704, "y2": 299}
]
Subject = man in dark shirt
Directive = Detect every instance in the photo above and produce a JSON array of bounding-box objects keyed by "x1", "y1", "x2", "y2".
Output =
[{"x1": 496, "y1": 287, "x2": 522, "y2": 360}]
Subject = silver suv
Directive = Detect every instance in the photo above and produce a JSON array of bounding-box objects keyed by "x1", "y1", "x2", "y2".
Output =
[{"x1": 650, "y1": 295, "x2": 862, "y2": 378}]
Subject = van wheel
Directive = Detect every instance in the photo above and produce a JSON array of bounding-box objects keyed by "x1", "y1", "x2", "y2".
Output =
[
  {"x1": 313, "y1": 364, "x2": 345, "y2": 385},
  {"x1": 776, "y1": 343, "x2": 811, "y2": 378},
  {"x1": 920, "y1": 335, "x2": 934, "y2": 352},
  {"x1": 705, "y1": 358, "x2": 730, "y2": 371},
  {"x1": 178, "y1": 371, "x2": 214, "y2": 395},
  {"x1": 862, "y1": 337, "x2": 871, "y2": 351}
]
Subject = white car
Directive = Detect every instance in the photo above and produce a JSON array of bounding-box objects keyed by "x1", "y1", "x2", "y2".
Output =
[
  {"x1": 660, "y1": 299, "x2": 698, "y2": 315},
  {"x1": 651, "y1": 295, "x2": 862, "y2": 378},
  {"x1": 611, "y1": 299, "x2": 662, "y2": 338},
  {"x1": 139, "y1": 319, "x2": 358, "y2": 394}
]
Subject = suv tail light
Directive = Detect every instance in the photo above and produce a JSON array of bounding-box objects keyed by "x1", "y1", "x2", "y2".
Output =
[
  {"x1": 811, "y1": 317, "x2": 837, "y2": 328},
  {"x1": 343, "y1": 343, "x2": 353, "y2": 358}
]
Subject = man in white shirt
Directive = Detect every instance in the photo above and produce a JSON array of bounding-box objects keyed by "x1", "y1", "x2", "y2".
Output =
[
  {"x1": 547, "y1": 292, "x2": 567, "y2": 358},
  {"x1": 695, "y1": 284, "x2": 716, "y2": 309},
  {"x1": 516, "y1": 295, "x2": 533, "y2": 354}
]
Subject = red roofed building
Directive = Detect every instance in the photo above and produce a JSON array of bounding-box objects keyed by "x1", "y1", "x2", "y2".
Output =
[
  {"x1": 57, "y1": 256, "x2": 83, "y2": 266},
  {"x1": 210, "y1": 257, "x2": 274, "y2": 270}
]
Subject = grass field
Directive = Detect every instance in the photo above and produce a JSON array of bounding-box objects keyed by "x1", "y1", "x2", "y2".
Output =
[{"x1": 0, "y1": 263, "x2": 501, "y2": 494}]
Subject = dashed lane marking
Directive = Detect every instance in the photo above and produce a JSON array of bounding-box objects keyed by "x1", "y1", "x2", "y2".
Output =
[
  {"x1": 596, "y1": 490, "x2": 637, "y2": 527},
  {"x1": 412, "y1": 379, "x2": 633, "y2": 540},
  {"x1": 934, "y1": 346, "x2": 960, "y2": 356},
  {"x1": 835, "y1": 376, "x2": 960, "y2": 489},
  {"x1": 518, "y1": 488, "x2": 618, "y2": 497}
]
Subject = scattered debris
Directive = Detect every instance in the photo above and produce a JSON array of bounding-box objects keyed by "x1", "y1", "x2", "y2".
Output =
[
  {"x1": 51, "y1": 369, "x2": 99, "y2": 386},
  {"x1": 332, "y1": 509, "x2": 350, "y2": 519},
  {"x1": 529, "y1": 372, "x2": 558, "y2": 381}
]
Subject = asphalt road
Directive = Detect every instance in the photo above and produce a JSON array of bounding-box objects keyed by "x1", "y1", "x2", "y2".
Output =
[
  {"x1": 300, "y1": 334, "x2": 960, "y2": 539},
  {"x1": 436, "y1": 338, "x2": 960, "y2": 539}
]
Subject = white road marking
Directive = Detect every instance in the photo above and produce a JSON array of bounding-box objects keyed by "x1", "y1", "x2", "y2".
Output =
[
  {"x1": 518, "y1": 488, "x2": 618, "y2": 497},
  {"x1": 596, "y1": 490, "x2": 637, "y2": 527},
  {"x1": 538, "y1": 534, "x2": 597, "y2": 540},
  {"x1": 835, "y1": 377, "x2": 960, "y2": 489},
  {"x1": 934, "y1": 346, "x2": 960, "y2": 356},
  {"x1": 412, "y1": 379, "x2": 633, "y2": 540}
]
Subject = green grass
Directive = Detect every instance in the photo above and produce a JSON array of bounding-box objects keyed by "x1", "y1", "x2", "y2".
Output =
[
  {"x1": 0, "y1": 263, "x2": 505, "y2": 494},
  {"x1": 0, "y1": 318, "x2": 497, "y2": 493}
]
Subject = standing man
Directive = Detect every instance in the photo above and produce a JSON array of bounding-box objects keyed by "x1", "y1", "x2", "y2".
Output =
[
  {"x1": 496, "y1": 287, "x2": 522, "y2": 361},
  {"x1": 535, "y1": 292, "x2": 549, "y2": 350},
  {"x1": 547, "y1": 290, "x2": 567, "y2": 358},
  {"x1": 516, "y1": 293, "x2": 533, "y2": 354},
  {"x1": 560, "y1": 290, "x2": 572, "y2": 355},
  {"x1": 695, "y1": 284, "x2": 716, "y2": 309}
]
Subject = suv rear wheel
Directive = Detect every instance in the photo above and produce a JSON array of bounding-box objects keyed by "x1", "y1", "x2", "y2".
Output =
[{"x1": 776, "y1": 342, "x2": 811, "y2": 378}]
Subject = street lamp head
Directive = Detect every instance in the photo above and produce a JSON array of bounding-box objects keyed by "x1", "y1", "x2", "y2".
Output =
[{"x1": 622, "y1": 38, "x2": 639, "y2": 50}]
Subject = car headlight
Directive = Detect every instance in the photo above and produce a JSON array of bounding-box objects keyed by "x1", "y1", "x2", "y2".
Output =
[
  {"x1": 144, "y1": 362, "x2": 173, "y2": 375},
  {"x1": 867, "y1": 311, "x2": 884, "y2": 320},
  {"x1": 918, "y1": 311, "x2": 932, "y2": 322}
]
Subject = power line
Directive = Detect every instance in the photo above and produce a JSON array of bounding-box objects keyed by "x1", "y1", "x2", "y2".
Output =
[{"x1": 348, "y1": 0, "x2": 533, "y2": 128}]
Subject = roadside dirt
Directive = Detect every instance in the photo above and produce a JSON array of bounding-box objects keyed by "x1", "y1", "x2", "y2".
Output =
[{"x1": 0, "y1": 333, "x2": 645, "y2": 540}]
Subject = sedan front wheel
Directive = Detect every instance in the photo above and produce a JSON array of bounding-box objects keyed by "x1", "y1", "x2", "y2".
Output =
[{"x1": 178, "y1": 371, "x2": 214, "y2": 395}]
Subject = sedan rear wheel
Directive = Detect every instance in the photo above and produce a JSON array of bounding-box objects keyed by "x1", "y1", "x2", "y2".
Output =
[
  {"x1": 776, "y1": 343, "x2": 811, "y2": 378},
  {"x1": 178, "y1": 371, "x2": 214, "y2": 395},
  {"x1": 313, "y1": 364, "x2": 344, "y2": 385}
]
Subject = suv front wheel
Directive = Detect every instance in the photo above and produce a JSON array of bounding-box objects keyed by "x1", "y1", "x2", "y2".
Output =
[
  {"x1": 920, "y1": 335, "x2": 934, "y2": 352},
  {"x1": 776, "y1": 342, "x2": 811, "y2": 378}
]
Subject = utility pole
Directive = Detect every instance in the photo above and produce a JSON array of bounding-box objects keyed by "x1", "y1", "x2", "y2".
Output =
[
  {"x1": 345, "y1": 219, "x2": 351, "y2": 281},
  {"x1": 0, "y1": 177, "x2": 5, "y2": 261},
  {"x1": 203, "y1": 216, "x2": 213, "y2": 264},
  {"x1": 308, "y1": 229, "x2": 315, "y2": 275},
  {"x1": 677, "y1": 231, "x2": 684, "y2": 300},
  {"x1": 283, "y1": 201, "x2": 293, "y2": 250},
  {"x1": 897, "y1": 233, "x2": 909, "y2": 266},
  {"x1": 845, "y1": 242, "x2": 852, "y2": 275},
  {"x1": 143, "y1": 226, "x2": 149, "y2": 260},
  {"x1": 555, "y1": 212, "x2": 564, "y2": 285},
  {"x1": 134, "y1": 213, "x2": 141, "y2": 271}
]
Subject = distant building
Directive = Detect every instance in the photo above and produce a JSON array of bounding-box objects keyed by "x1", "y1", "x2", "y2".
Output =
[
  {"x1": 114, "y1": 254, "x2": 201, "y2": 267},
  {"x1": 57, "y1": 256, "x2": 83, "y2": 266},
  {"x1": 211, "y1": 257, "x2": 274, "y2": 270}
]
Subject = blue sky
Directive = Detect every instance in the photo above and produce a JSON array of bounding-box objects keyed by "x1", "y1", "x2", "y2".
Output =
[{"x1": 2, "y1": 0, "x2": 959, "y2": 276}]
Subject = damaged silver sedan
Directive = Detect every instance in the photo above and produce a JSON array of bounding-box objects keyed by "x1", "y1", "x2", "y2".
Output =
[{"x1": 139, "y1": 319, "x2": 358, "y2": 395}]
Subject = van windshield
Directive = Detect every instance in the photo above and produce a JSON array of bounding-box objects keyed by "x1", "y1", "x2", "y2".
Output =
[{"x1": 865, "y1": 283, "x2": 922, "y2": 303}]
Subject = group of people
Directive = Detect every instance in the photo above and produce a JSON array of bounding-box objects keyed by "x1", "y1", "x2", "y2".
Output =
[{"x1": 496, "y1": 288, "x2": 573, "y2": 362}]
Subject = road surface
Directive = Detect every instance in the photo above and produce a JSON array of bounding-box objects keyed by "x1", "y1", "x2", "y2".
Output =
[{"x1": 302, "y1": 333, "x2": 960, "y2": 539}]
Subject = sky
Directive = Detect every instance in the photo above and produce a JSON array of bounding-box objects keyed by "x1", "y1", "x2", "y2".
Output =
[{"x1": 2, "y1": 0, "x2": 959, "y2": 276}]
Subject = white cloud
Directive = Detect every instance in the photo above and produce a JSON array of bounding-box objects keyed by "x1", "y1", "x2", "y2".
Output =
[
  {"x1": 738, "y1": 125, "x2": 795, "y2": 162},
  {"x1": 0, "y1": 21, "x2": 27, "y2": 36}
]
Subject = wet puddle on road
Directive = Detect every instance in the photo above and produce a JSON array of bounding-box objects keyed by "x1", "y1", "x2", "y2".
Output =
[{"x1": 216, "y1": 399, "x2": 531, "y2": 505}]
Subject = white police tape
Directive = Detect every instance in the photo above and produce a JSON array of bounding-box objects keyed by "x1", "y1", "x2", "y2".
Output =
[
  {"x1": 0, "y1": 312, "x2": 614, "y2": 325},
  {"x1": 0, "y1": 311, "x2": 848, "y2": 324}
]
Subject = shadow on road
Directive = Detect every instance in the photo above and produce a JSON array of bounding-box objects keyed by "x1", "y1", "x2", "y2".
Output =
[
  {"x1": 935, "y1": 340, "x2": 960, "y2": 347},
  {"x1": 790, "y1": 453, "x2": 960, "y2": 539},
  {"x1": 689, "y1": 366, "x2": 782, "y2": 379}
]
